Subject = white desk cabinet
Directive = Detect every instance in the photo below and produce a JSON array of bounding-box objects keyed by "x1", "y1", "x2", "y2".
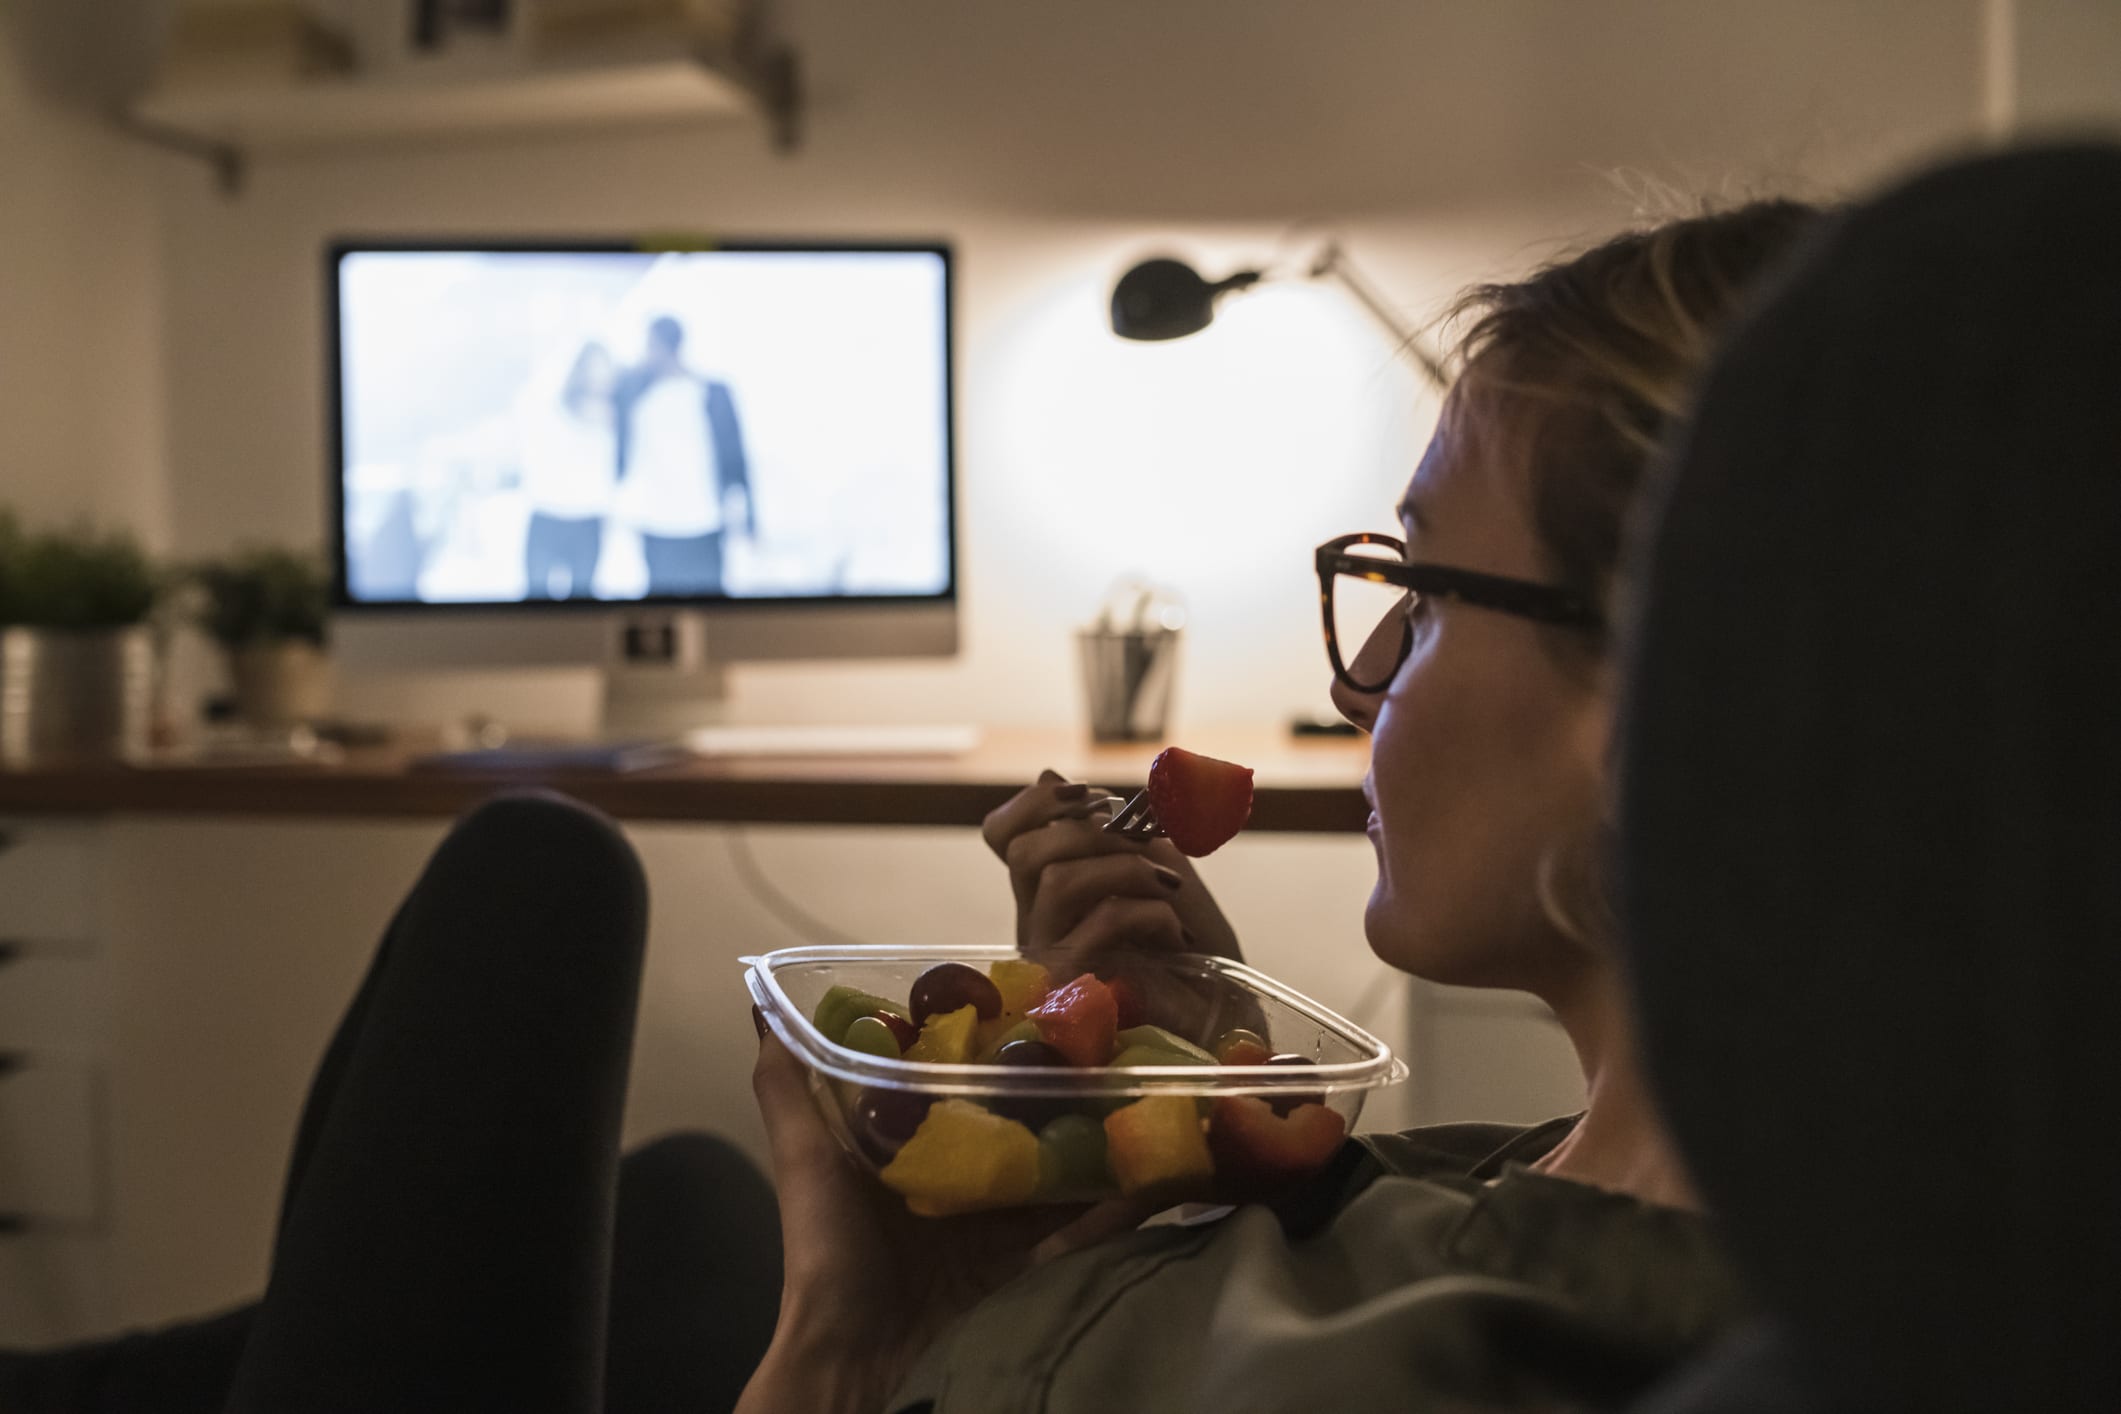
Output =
[{"x1": 0, "y1": 813, "x2": 1577, "y2": 1344}]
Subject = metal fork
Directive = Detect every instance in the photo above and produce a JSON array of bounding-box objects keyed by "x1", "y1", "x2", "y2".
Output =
[{"x1": 1101, "y1": 787, "x2": 1163, "y2": 841}]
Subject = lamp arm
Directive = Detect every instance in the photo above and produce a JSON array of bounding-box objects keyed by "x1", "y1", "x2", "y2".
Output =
[{"x1": 1310, "y1": 243, "x2": 1452, "y2": 391}]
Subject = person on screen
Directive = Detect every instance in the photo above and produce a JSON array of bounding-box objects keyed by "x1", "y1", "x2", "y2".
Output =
[
  {"x1": 521, "y1": 340, "x2": 620, "y2": 599},
  {"x1": 613, "y1": 315, "x2": 754, "y2": 597}
]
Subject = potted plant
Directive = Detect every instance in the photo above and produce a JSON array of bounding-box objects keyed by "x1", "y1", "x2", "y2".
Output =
[
  {"x1": 0, "y1": 510, "x2": 160, "y2": 765},
  {"x1": 189, "y1": 547, "x2": 333, "y2": 729}
]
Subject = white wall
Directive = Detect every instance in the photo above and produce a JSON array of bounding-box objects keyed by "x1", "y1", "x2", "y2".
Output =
[
  {"x1": 2012, "y1": 0, "x2": 2121, "y2": 132},
  {"x1": 0, "y1": 21, "x2": 170, "y2": 543},
  {"x1": 151, "y1": 0, "x2": 1988, "y2": 734}
]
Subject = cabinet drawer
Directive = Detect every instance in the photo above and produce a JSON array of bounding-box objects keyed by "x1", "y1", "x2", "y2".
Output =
[
  {"x1": 0, "y1": 822, "x2": 99, "y2": 950},
  {"x1": 0, "y1": 954, "x2": 105, "y2": 1051}
]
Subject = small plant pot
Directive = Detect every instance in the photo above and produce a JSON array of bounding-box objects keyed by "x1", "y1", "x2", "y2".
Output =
[
  {"x1": 227, "y1": 641, "x2": 332, "y2": 729},
  {"x1": 0, "y1": 627, "x2": 153, "y2": 766}
]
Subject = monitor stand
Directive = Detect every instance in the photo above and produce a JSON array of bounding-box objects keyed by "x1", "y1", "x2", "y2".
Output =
[
  {"x1": 598, "y1": 611, "x2": 731, "y2": 739},
  {"x1": 594, "y1": 609, "x2": 981, "y2": 758}
]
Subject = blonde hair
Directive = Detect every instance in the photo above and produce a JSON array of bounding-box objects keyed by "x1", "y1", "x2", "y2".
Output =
[
  {"x1": 1444, "y1": 200, "x2": 1822, "y2": 645},
  {"x1": 1444, "y1": 201, "x2": 1824, "y2": 947}
]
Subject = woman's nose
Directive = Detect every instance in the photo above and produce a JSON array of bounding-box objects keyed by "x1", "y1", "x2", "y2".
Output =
[
  {"x1": 1329, "y1": 616, "x2": 1402, "y2": 732},
  {"x1": 1329, "y1": 673, "x2": 1375, "y2": 732}
]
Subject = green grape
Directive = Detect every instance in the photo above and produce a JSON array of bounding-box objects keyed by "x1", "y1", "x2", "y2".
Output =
[
  {"x1": 811, "y1": 985, "x2": 909, "y2": 1044},
  {"x1": 843, "y1": 1014, "x2": 902, "y2": 1058},
  {"x1": 1037, "y1": 1113, "x2": 1110, "y2": 1195}
]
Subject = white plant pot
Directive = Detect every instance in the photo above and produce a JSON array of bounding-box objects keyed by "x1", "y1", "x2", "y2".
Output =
[
  {"x1": 0, "y1": 626, "x2": 154, "y2": 767},
  {"x1": 228, "y1": 641, "x2": 333, "y2": 729}
]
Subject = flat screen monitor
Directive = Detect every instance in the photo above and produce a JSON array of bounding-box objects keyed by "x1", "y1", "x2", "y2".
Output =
[{"x1": 326, "y1": 239, "x2": 956, "y2": 687}]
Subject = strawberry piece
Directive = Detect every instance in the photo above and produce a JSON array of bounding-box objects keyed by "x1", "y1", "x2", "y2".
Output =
[
  {"x1": 1025, "y1": 973, "x2": 1120, "y2": 1068},
  {"x1": 1208, "y1": 1096, "x2": 1348, "y2": 1195},
  {"x1": 1145, "y1": 747, "x2": 1255, "y2": 857},
  {"x1": 1106, "y1": 975, "x2": 1146, "y2": 1030}
]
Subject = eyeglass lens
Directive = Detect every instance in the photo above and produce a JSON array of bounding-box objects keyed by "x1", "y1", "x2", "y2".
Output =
[{"x1": 1331, "y1": 541, "x2": 1412, "y2": 688}]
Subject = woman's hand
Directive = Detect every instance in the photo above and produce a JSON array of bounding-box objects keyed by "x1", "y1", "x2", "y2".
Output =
[
  {"x1": 981, "y1": 770, "x2": 1244, "y2": 971},
  {"x1": 737, "y1": 1018, "x2": 1146, "y2": 1414}
]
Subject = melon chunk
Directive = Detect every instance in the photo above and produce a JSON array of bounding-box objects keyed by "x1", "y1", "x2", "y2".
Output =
[
  {"x1": 879, "y1": 1099, "x2": 1040, "y2": 1215},
  {"x1": 1102, "y1": 1094, "x2": 1213, "y2": 1197}
]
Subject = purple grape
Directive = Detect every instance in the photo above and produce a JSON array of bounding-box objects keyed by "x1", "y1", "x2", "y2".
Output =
[
  {"x1": 993, "y1": 1038, "x2": 1068, "y2": 1067},
  {"x1": 852, "y1": 1086, "x2": 934, "y2": 1163},
  {"x1": 988, "y1": 1038, "x2": 1072, "y2": 1128},
  {"x1": 909, "y1": 962, "x2": 1003, "y2": 1025}
]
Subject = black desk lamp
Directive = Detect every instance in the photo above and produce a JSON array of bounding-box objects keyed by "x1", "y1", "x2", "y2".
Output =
[{"x1": 1110, "y1": 241, "x2": 1451, "y2": 391}]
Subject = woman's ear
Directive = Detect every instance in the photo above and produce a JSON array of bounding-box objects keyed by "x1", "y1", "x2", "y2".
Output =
[
  {"x1": 1574, "y1": 662, "x2": 1618, "y2": 779},
  {"x1": 1532, "y1": 665, "x2": 1623, "y2": 955}
]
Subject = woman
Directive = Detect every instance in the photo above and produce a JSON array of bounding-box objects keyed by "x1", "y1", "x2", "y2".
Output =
[
  {"x1": 520, "y1": 340, "x2": 620, "y2": 599},
  {"x1": 741, "y1": 199, "x2": 1821, "y2": 1414}
]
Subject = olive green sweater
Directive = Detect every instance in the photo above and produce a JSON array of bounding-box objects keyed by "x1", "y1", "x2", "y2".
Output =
[{"x1": 887, "y1": 1118, "x2": 1745, "y2": 1413}]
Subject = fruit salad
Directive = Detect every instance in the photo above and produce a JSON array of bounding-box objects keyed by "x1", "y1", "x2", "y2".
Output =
[{"x1": 750, "y1": 947, "x2": 1404, "y2": 1217}]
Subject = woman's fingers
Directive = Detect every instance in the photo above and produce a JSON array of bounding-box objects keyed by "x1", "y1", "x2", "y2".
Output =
[
  {"x1": 1024, "y1": 851, "x2": 1184, "y2": 957},
  {"x1": 980, "y1": 773, "x2": 1127, "y2": 863},
  {"x1": 1035, "y1": 895, "x2": 1186, "y2": 977},
  {"x1": 1007, "y1": 824, "x2": 1246, "y2": 964},
  {"x1": 980, "y1": 774, "x2": 1083, "y2": 860},
  {"x1": 1002, "y1": 814, "x2": 1149, "y2": 881},
  {"x1": 753, "y1": 1021, "x2": 910, "y2": 1305},
  {"x1": 1003, "y1": 818, "x2": 1153, "y2": 929},
  {"x1": 751, "y1": 1025, "x2": 840, "y2": 1178}
]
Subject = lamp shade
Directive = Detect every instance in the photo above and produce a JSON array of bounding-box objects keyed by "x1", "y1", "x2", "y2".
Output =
[
  {"x1": 1110, "y1": 257, "x2": 1261, "y2": 341},
  {"x1": 1108, "y1": 243, "x2": 1450, "y2": 388}
]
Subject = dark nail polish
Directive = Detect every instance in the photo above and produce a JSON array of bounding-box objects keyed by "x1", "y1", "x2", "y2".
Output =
[
  {"x1": 1152, "y1": 864, "x2": 1183, "y2": 889},
  {"x1": 1038, "y1": 768, "x2": 1066, "y2": 784},
  {"x1": 1180, "y1": 926, "x2": 1198, "y2": 949},
  {"x1": 1053, "y1": 782, "x2": 1090, "y2": 801},
  {"x1": 751, "y1": 1004, "x2": 767, "y2": 1040}
]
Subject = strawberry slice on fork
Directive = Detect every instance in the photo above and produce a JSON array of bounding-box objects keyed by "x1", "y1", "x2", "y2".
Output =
[{"x1": 1104, "y1": 746, "x2": 1255, "y2": 856}]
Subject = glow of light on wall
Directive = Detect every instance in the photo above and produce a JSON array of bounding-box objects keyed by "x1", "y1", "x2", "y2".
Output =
[{"x1": 977, "y1": 252, "x2": 1430, "y2": 723}]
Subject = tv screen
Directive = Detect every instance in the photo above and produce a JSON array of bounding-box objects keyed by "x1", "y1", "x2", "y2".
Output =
[{"x1": 330, "y1": 241, "x2": 953, "y2": 609}]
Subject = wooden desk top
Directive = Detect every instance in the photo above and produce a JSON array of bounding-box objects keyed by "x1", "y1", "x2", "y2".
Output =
[{"x1": 0, "y1": 727, "x2": 1371, "y2": 831}]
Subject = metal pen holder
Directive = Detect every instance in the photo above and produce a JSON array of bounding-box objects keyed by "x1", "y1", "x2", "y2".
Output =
[{"x1": 1077, "y1": 581, "x2": 1184, "y2": 742}]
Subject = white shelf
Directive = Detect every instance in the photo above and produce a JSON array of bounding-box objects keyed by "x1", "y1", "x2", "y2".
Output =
[{"x1": 135, "y1": 49, "x2": 753, "y2": 153}]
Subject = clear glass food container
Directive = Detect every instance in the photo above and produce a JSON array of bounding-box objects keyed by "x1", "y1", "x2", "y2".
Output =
[{"x1": 744, "y1": 944, "x2": 1408, "y2": 1215}]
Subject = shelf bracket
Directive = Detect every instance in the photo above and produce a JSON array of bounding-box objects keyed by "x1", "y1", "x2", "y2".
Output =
[
  {"x1": 727, "y1": 0, "x2": 802, "y2": 155},
  {"x1": 746, "y1": 42, "x2": 801, "y2": 155},
  {"x1": 113, "y1": 110, "x2": 246, "y2": 198}
]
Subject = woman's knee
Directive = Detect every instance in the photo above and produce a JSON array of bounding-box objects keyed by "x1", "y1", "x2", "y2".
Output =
[{"x1": 422, "y1": 790, "x2": 649, "y2": 951}]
